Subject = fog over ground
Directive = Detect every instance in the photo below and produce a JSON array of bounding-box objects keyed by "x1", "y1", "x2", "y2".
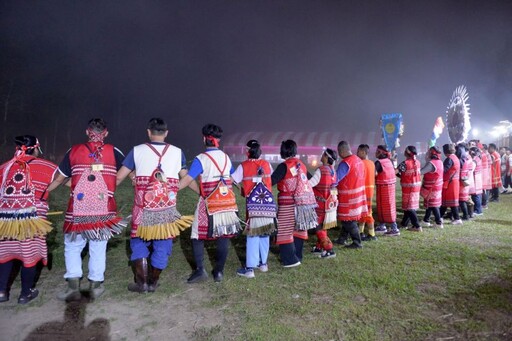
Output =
[{"x1": 1, "y1": 0, "x2": 511, "y2": 158}]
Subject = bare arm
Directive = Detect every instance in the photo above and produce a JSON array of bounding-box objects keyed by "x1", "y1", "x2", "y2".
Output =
[
  {"x1": 179, "y1": 170, "x2": 199, "y2": 194},
  {"x1": 116, "y1": 166, "x2": 133, "y2": 186},
  {"x1": 46, "y1": 173, "x2": 69, "y2": 193}
]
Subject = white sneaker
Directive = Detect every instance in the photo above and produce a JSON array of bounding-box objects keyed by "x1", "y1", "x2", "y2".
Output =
[
  {"x1": 283, "y1": 261, "x2": 301, "y2": 268},
  {"x1": 434, "y1": 223, "x2": 444, "y2": 229},
  {"x1": 408, "y1": 226, "x2": 423, "y2": 232},
  {"x1": 451, "y1": 219, "x2": 463, "y2": 225},
  {"x1": 421, "y1": 221, "x2": 432, "y2": 227},
  {"x1": 258, "y1": 264, "x2": 268, "y2": 272},
  {"x1": 236, "y1": 268, "x2": 255, "y2": 278}
]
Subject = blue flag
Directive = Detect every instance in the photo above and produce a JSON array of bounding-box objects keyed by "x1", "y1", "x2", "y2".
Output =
[{"x1": 380, "y1": 113, "x2": 403, "y2": 151}]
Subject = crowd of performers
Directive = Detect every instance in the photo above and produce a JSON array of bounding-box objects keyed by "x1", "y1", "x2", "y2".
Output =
[{"x1": 0, "y1": 118, "x2": 505, "y2": 304}]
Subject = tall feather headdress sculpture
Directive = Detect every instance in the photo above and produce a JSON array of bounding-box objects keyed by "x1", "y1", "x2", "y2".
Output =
[{"x1": 446, "y1": 85, "x2": 471, "y2": 144}]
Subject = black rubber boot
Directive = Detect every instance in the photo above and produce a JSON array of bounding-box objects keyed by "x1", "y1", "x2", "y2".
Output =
[
  {"x1": 128, "y1": 258, "x2": 149, "y2": 293},
  {"x1": 148, "y1": 267, "x2": 162, "y2": 293}
]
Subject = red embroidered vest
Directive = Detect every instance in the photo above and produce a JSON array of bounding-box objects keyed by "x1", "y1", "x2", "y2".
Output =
[
  {"x1": 277, "y1": 158, "x2": 305, "y2": 195},
  {"x1": 240, "y1": 159, "x2": 272, "y2": 197},
  {"x1": 337, "y1": 155, "x2": 367, "y2": 221},
  {"x1": 313, "y1": 165, "x2": 336, "y2": 201},
  {"x1": 401, "y1": 158, "x2": 421, "y2": 190},
  {"x1": 490, "y1": 151, "x2": 502, "y2": 187},
  {"x1": 375, "y1": 158, "x2": 396, "y2": 185},
  {"x1": 443, "y1": 154, "x2": 460, "y2": 183},
  {"x1": 423, "y1": 159, "x2": 443, "y2": 191}
]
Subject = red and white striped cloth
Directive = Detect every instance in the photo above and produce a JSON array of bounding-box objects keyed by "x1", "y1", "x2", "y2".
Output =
[{"x1": 376, "y1": 184, "x2": 396, "y2": 223}]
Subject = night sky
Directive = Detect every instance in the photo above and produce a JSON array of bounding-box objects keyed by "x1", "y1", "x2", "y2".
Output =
[{"x1": 1, "y1": 0, "x2": 511, "y2": 159}]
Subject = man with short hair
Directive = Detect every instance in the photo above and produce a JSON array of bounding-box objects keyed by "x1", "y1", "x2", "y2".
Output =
[
  {"x1": 179, "y1": 124, "x2": 241, "y2": 283},
  {"x1": 47, "y1": 118, "x2": 125, "y2": 300},
  {"x1": 334, "y1": 141, "x2": 367, "y2": 249},
  {"x1": 117, "y1": 118, "x2": 197, "y2": 293},
  {"x1": 356, "y1": 144, "x2": 377, "y2": 240},
  {"x1": 488, "y1": 143, "x2": 502, "y2": 202}
]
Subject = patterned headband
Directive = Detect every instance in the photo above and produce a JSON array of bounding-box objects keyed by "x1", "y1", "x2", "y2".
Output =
[
  {"x1": 87, "y1": 128, "x2": 108, "y2": 143},
  {"x1": 324, "y1": 149, "x2": 336, "y2": 161}
]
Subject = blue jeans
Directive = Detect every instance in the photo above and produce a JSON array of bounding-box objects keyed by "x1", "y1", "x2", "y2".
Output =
[
  {"x1": 64, "y1": 234, "x2": 107, "y2": 282},
  {"x1": 471, "y1": 194, "x2": 482, "y2": 214},
  {"x1": 130, "y1": 237, "x2": 173, "y2": 270},
  {"x1": 246, "y1": 236, "x2": 270, "y2": 268}
]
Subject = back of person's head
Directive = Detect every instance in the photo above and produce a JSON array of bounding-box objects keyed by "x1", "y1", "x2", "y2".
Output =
[
  {"x1": 246, "y1": 139, "x2": 261, "y2": 159},
  {"x1": 405, "y1": 145, "x2": 417, "y2": 156},
  {"x1": 87, "y1": 118, "x2": 107, "y2": 132},
  {"x1": 457, "y1": 143, "x2": 468, "y2": 151},
  {"x1": 147, "y1": 118, "x2": 167, "y2": 136},
  {"x1": 357, "y1": 144, "x2": 369, "y2": 154},
  {"x1": 14, "y1": 135, "x2": 40, "y2": 155},
  {"x1": 324, "y1": 148, "x2": 337, "y2": 165},
  {"x1": 338, "y1": 141, "x2": 351, "y2": 155},
  {"x1": 443, "y1": 143, "x2": 455, "y2": 155},
  {"x1": 469, "y1": 146, "x2": 480, "y2": 158},
  {"x1": 202, "y1": 123, "x2": 223, "y2": 147},
  {"x1": 429, "y1": 146, "x2": 442, "y2": 159},
  {"x1": 280, "y1": 140, "x2": 297, "y2": 159},
  {"x1": 455, "y1": 144, "x2": 467, "y2": 159},
  {"x1": 376, "y1": 145, "x2": 390, "y2": 159}
]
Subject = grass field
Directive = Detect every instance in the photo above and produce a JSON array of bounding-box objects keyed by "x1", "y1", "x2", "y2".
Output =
[{"x1": 1, "y1": 182, "x2": 511, "y2": 341}]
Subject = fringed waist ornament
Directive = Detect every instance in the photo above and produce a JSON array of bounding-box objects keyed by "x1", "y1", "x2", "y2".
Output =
[
  {"x1": 201, "y1": 152, "x2": 242, "y2": 238},
  {"x1": 136, "y1": 173, "x2": 192, "y2": 240}
]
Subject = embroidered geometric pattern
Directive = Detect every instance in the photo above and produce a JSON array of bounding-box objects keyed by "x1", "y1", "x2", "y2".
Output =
[
  {"x1": 72, "y1": 168, "x2": 109, "y2": 216},
  {"x1": 246, "y1": 182, "x2": 277, "y2": 218}
]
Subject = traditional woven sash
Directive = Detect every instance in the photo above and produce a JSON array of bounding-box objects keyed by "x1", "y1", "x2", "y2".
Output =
[
  {"x1": 136, "y1": 143, "x2": 192, "y2": 240},
  {"x1": 201, "y1": 152, "x2": 241, "y2": 238},
  {"x1": 292, "y1": 163, "x2": 318, "y2": 231},
  {"x1": 323, "y1": 188, "x2": 338, "y2": 229}
]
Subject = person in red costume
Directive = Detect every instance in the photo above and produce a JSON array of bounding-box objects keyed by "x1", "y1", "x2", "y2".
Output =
[
  {"x1": 309, "y1": 148, "x2": 338, "y2": 259},
  {"x1": 271, "y1": 140, "x2": 317, "y2": 266},
  {"x1": 0, "y1": 135, "x2": 57, "y2": 304},
  {"x1": 440, "y1": 144, "x2": 462, "y2": 225},
  {"x1": 420, "y1": 147, "x2": 444, "y2": 228},
  {"x1": 375, "y1": 145, "x2": 399, "y2": 236},
  {"x1": 46, "y1": 118, "x2": 125, "y2": 300},
  {"x1": 488, "y1": 143, "x2": 502, "y2": 202},
  {"x1": 333, "y1": 141, "x2": 367, "y2": 249},
  {"x1": 356, "y1": 144, "x2": 378, "y2": 240},
  {"x1": 396, "y1": 145, "x2": 422, "y2": 232}
]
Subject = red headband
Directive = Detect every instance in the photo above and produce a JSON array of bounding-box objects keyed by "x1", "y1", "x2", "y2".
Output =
[
  {"x1": 377, "y1": 146, "x2": 390, "y2": 158},
  {"x1": 205, "y1": 135, "x2": 220, "y2": 148}
]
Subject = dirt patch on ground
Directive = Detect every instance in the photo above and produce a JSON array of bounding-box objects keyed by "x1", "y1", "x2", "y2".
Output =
[{"x1": 0, "y1": 285, "x2": 238, "y2": 341}]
